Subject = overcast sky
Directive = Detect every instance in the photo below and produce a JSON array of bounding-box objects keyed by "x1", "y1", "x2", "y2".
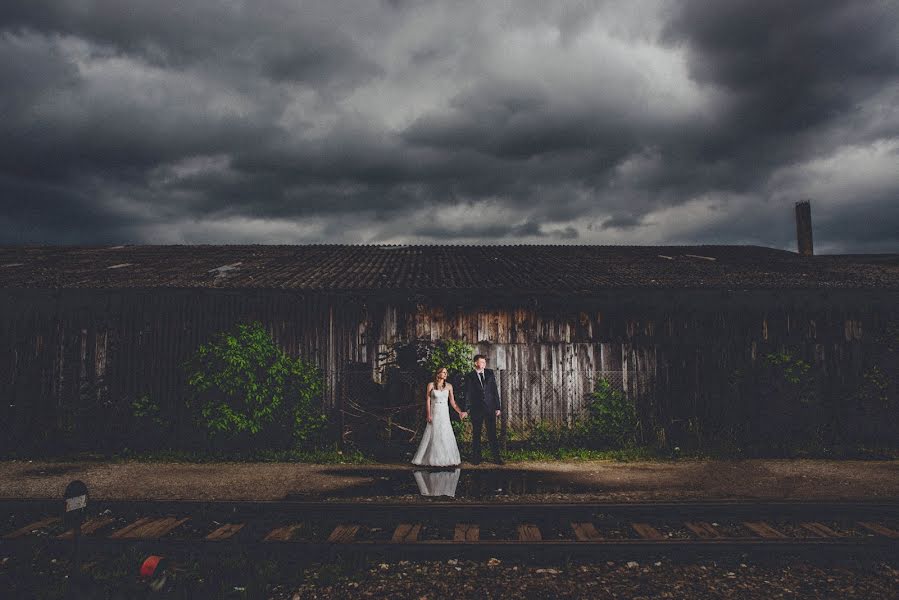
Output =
[{"x1": 1, "y1": 1, "x2": 897, "y2": 252}]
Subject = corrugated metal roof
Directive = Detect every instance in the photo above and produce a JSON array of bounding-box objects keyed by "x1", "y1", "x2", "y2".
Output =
[{"x1": 0, "y1": 244, "x2": 896, "y2": 291}]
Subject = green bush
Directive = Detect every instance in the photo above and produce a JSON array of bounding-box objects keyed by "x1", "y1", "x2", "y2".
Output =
[
  {"x1": 509, "y1": 420, "x2": 580, "y2": 451},
  {"x1": 761, "y1": 350, "x2": 813, "y2": 398},
  {"x1": 527, "y1": 420, "x2": 566, "y2": 449},
  {"x1": 422, "y1": 339, "x2": 475, "y2": 378},
  {"x1": 579, "y1": 378, "x2": 637, "y2": 449},
  {"x1": 184, "y1": 321, "x2": 326, "y2": 451},
  {"x1": 856, "y1": 365, "x2": 891, "y2": 409},
  {"x1": 451, "y1": 417, "x2": 471, "y2": 442},
  {"x1": 756, "y1": 348, "x2": 823, "y2": 454},
  {"x1": 506, "y1": 380, "x2": 637, "y2": 453},
  {"x1": 129, "y1": 393, "x2": 169, "y2": 450},
  {"x1": 422, "y1": 338, "x2": 475, "y2": 413}
]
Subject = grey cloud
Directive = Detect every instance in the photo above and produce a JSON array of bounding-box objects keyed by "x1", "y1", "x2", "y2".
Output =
[
  {"x1": 411, "y1": 220, "x2": 579, "y2": 240},
  {"x1": 402, "y1": 84, "x2": 639, "y2": 161},
  {"x1": 661, "y1": 0, "x2": 899, "y2": 148},
  {"x1": 0, "y1": 0, "x2": 896, "y2": 252},
  {"x1": 0, "y1": 1, "x2": 382, "y2": 87},
  {"x1": 600, "y1": 213, "x2": 645, "y2": 230},
  {"x1": 0, "y1": 174, "x2": 133, "y2": 244}
]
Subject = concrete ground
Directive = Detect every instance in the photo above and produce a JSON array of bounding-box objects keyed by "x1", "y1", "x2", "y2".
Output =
[{"x1": 1, "y1": 459, "x2": 897, "y2": 503}]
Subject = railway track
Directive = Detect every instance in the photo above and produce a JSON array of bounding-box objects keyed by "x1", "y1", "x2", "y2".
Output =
[{"x1": 2, "y1": 499, "x2": 897, "y2": 562}]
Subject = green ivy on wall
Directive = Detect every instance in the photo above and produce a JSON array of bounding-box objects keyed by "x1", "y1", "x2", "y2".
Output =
[
  {"x1": 422, "y1": 339, "x2": 476, "y2": 378},
  {"x1": 183, "y1": 321, "x2": 326, "y2": 449}
]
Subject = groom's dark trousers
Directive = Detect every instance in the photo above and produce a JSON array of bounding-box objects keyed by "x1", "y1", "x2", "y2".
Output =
[{"x1": 465, "y1": 369, "x2": 501, "y2": 462}]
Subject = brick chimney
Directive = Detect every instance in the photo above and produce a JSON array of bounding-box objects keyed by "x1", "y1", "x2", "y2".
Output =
[{"x1": 795, "y1": 200, "x2": 813, "y2": 256}]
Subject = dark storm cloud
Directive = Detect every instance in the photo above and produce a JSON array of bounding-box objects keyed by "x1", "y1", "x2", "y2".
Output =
[
  {"x1": 661, "y1": 0, "x2": 899, "y2": 163},
  {"x1": 600, "y1": 213, "x2": 645, "y2": 230},
  {"x1": 0, "y1": 0, "x2": 896, "y2": 250},
  {"x1": 0, "y1": 1, "x2": 382, "y2": 86},
  {"x1": 0, "y1": 173, "x2": 132, "y2": 243},
  {"x1": 414, "y1": 219, "x2": 579, "y2": 240}
]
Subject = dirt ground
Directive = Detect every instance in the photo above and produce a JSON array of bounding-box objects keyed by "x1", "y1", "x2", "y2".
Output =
[{"x1": 1, "y1": 459, "x2": 897, "y2": 502}]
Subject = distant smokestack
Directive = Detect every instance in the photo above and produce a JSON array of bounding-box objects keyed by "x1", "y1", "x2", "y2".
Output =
[{"x1": 795, "y1": 200, "x2": 813, "y2": 256}]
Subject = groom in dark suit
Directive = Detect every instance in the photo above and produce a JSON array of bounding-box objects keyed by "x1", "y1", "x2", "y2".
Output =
[{"x1": 462, "y1": 354, "x2": 504, "y2": 465}]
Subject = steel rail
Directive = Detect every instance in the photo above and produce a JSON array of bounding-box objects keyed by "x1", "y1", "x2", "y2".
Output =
[{"x1": 2, "y1": 498, "x2": 897, "y2": 563}]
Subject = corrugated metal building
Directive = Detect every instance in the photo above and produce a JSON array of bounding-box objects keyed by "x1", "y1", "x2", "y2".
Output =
[{"x1": 1, "y1": 242, "x2": 897, "y2": 451}]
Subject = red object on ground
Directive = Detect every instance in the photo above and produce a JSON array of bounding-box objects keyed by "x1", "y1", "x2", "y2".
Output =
[{"x1": 139, "y1": 555, "x2": 164, "y2": 578}]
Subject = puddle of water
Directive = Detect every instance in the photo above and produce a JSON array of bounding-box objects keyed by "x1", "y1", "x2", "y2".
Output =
[
  {"x1": 291, "y1": 469, "x2": 598, "y2": 500},
  {"x1": 413, "y1": 469, "x2": 461, "y2": 497}
]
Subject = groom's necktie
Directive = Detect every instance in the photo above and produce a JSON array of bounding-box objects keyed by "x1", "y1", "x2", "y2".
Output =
[{"x1": 478, "y1": 372, "x2": 484, "y2": 388}]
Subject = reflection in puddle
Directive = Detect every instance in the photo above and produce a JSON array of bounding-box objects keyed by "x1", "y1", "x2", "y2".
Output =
[
  {"x1": 413, "y1": 469, "x2": 461, "y2": 497},
  {"x1": 291, "y1": 468, "x2": 599, "y2": 500}
]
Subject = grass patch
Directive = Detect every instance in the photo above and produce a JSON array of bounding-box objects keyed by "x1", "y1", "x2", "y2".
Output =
[
  {"x1": 499, "y1": 444, "x2": 899, "y2": 462},
  {"x1": 0, "y1": 447, "x2": 370, "y2": 464},
  {"x1": 499, "y1": 446, "x2": 663, "y2": 462},
  {"x1": 116, "y1": 447, "x2": 370, "y2": 464}
]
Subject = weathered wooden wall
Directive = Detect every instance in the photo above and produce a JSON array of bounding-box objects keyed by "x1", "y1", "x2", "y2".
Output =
[
  {"x1": 358, "y1": 291, "x2": 897, "y2": 442},
  {"x1": 1, "y1": 288, "x2": 896, "y2": 451}
]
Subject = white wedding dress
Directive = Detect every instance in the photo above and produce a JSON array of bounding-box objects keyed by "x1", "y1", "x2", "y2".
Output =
[{"x1": 411, "y1": 387, "x2": 461, "y2": 467}]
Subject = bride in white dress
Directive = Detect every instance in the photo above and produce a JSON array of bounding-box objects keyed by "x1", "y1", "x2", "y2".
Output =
[{"x1": 412, "y1": 367, "x2": 466, "y2": 467}]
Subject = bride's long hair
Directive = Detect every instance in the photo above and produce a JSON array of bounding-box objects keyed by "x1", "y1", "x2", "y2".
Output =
[{"x1": 433, "y1": 366, "x2": 448, "y2": 390}]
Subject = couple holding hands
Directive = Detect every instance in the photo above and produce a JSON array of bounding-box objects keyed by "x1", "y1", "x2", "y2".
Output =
[{"x1": 411, "y1": 354, "x2": 504, "y2": 467}]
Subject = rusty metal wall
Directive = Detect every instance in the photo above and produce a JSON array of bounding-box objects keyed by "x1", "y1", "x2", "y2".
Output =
[{"x1": 0, "y1": 288, "x2": 896, "y2": 451}]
